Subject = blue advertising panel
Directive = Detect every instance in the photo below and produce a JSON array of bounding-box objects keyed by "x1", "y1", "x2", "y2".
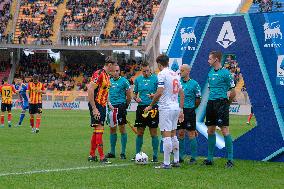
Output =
[
  {"x1": 167, "y1": 16, "x2": 209, "y2": 66},
  {"x1": 168, "y1": 13, "x2": 284, "y2": 161}
]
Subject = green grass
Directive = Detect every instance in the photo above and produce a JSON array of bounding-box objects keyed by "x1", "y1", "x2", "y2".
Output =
[{"x1": 0, "y1": 110, "x2": 283, "y2": 189}]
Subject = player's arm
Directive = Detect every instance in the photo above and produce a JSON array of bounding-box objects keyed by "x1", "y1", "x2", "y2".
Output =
[
  {"x1": 228, "y1": 88, "x2": 236, "y2": 104},
  {"x1": 147, "y1": 73, "x2": 164, "y2": 108},
  {"x1": 195, "y1": 83, "x2": 202, "y2": 108},
  {"x1": 125, "y1": 79, "x2": 132, "y2": 108},
  {"x1": 132, "y1": 78, "x2": 141, "y2": 103},
  {"x1": 126, "y1": 88, "x2": 131, "y2": 108},
  {"x1": 12, "y1": 85, "x2": 18, "y2": 94},
  {"x1": 178, "y1": 87, "x2": 185, "y2": 122},
  {"x1": 87, "y1": 81, "x2": 99, "y2": 111},
  {"x1": 149, "y1": 87, "x2": 164, "y2": 108},
  {"x1": 40, "y1": 84, "x2": 46, "y2": 94},
  {"x1": 26, "y1": 83, "x2": 30, "y2": 97},
  {"x1": 227, "y1": 72, "x2": 236, "y2": 104}
]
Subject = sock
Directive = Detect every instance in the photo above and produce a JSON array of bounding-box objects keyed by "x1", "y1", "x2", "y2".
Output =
[
  {"x1": 207, "y1": 134, "x2": 216, "y2": 161},
  {"x1": 1, "y1": 115, "x2": 4, "y2": 126},
  {"x1": 189, "y1": 137, "x2": 197, "y2": 160},
  {"x1": 36, "y1": 118, "x2": 41, "y2": 129},
  {"x1": 19, "y1": 113, "x2": 25, "y2": 125},
  {"x1": 89, "y1": 132, "x2": 97, "y2": 157},
  {"x1": 95, "y1": 129, "x2": 104, "y2": 160},
  {"x1": 159, "y1": 137, "x2": 164, "y2": 153},
  {"x1": 172, "y1": 136, "x2": 179, "y2": 163},
  {"x1": 121, "y1": 133, "x2": 127, "y2": 155},
  {"x1": 224, "y1": 135, "x2": 233, "y2": 161},
  {"x1": 163, "y1": 137, "x2": 172, "y2": 165},
  {"x1": 7, "y1": 113, "x2": 12, "y2": 124},
  {"x1": 248, "y1": 113, "x2": 253, "y2": 123},
  {"x1": 179, "y1": 137, "x2": 185, "y2": 160},
  {"x1": 136, "y1": 135, "x2": 143, "y2": 154},
  {"x1": 30, "y1": 117, "x2": 34, "y2": 128},
  {"x1": 151, "y1": 136, "x2": 159, "y2": 158},
  {"x1": 110, "y1": 133, "x2": 117, "y2": 155}
]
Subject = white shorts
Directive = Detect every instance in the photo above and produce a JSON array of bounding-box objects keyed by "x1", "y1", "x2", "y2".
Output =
[{"x1": 159, "y1": 109, "x2": 180, "y2": 132}]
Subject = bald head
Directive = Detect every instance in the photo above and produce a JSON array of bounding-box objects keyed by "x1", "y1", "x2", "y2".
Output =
[{"x1": 180, "y1": 64, "x2": 191, "y2": 79}]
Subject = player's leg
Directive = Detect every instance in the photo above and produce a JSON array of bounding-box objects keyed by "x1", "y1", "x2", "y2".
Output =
[
  {"x1": 171, "y1": 110, "x2": 180, "y2": 167},
  {"x1": 204, "y1": 100, "x2": 216, "y2": 165},
  {"x1": 1, "y1": 104, "x2": 5, "y2": 128},
  {"x1": 149, "y1": 127, "x2": 159, "y2": 162},
  {"x1": 133, "y1": 105, "x2": 145, "y2": 160},
  {"x1": 155, "y1": 110, "x2": 172, "y2": 169},
  {"x1": 29, "y1": 104, "x2": 36, "y2": 132},
  {"x1": 247, "y1": 106, "x2": 253, "y2": 125},
  {"x1": 149, "y1": 106, "x2": 159, "y2": 162},
  {"x1": 35, "y1": 103, "x2": 42, "y2": 133},
  {"x1": 119, "y1": 104, "x2": 128, "y2": 159},
  {"x1": 177, "y1": 128, "x2": 185, "y2": 162},
  {"x1": 177, "y1": 109, "x2": 187, "y2": 163},
  {"x1": 106, "y1": 126, "x2": 117, "y2": 158},
  {"x1": 218, "y1": 99, "x2": 234, "y2": 168},
  {"x1": 7, "y1": 104, "x2": 12, "y2": 127},
  {"x1": 18, "y1": 102, "x2": 28, "y2": 126},
  {"x1": 221, "y1": 126, "x2": 234, "y2": 168},
  {"x1": 88, "y1": 103, "x2": 98, "y2": 162},
  {"x1": 119, "y1": 124, "x2": 127, "y2": 159},
  {"x1": 136, "y1": 127, "x2": 145, "y2": 154},
  {"x1": 187, "y1": 108, "x2": 198, "y2": 164},
  {"x1": 94, "y1": 103, "x2": 111, "y2": 164}
]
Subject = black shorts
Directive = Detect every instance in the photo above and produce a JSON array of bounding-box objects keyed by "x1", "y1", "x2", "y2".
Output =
[
  {"x1": 205, "y1": 99, "x2": 229, "y2": 127},
  {"x1": 1, "y1": 103, "x2": 12, "y2": 112},
  {"x1": 113, "y1": 103, "x2": 127, "y2": 125},
  {"x1": 29, "y1": 103, "x2": 42, "y2": 114},
  {"x1": 135, "y1": 105, "x2": 159, "y2": 128},
  {"x1": 88, "y1": 102, "x2": 106, "y2": 127},
  {"x1": 177, "y1": 108, "x2": 196, "y2": 131}
]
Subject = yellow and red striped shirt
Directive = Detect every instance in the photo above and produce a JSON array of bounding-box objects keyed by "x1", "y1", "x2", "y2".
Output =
[
  {"x1": 27, "y1": 82, "x2": 45, "y2": 104},
  {"x1": 91, "y1": 69, "x2": 110, "y2": 106},
  {"x1": 0, "y1": 84, "x2": 16, "y2": 104}
]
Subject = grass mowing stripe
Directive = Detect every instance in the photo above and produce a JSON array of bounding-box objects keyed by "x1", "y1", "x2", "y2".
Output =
[{"x1": 0, "y1": 163, "x2": 133, "y2": 177}]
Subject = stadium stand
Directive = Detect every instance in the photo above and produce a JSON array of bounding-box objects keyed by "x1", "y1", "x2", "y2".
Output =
[
  {"x1": 0, "y1": 50, "x2": 11, "y2": 83},
  {"x1": 249, "y1": 0, "x2": 284, "y2": 12},
  {"x1": 60, "y1": 0, "x2": 115, "y2": 46},
  {"x1": 13, "y1": 0, "x2": 64, "y2": 45},
  {"x1": 102, "y1": 0, "x2": 162, "y2": 46},
  {"x1": 0, "y1": 0, "x2": 13, "y2": 43}
]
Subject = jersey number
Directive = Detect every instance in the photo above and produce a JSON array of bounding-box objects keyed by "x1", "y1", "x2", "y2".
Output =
[
  {"x1": 3, "y1": 90, "x2": 11, "y2": 97},
  {"x1": 172, "y1": 79, "x2": 179, "y2": 94}
]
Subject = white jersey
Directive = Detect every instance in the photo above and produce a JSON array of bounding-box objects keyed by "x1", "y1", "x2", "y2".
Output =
[{"x1": 157, "y1": 67, "x2": 181, "y2": 111}]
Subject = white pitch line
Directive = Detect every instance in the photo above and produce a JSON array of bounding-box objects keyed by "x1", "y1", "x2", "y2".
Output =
[{"x1": 0, "y1": 163, "x2": 133, "y2": 177}]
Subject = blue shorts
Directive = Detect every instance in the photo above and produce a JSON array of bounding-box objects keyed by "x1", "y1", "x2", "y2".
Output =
[{"x1": 21, "y1": 101, "x2": 29, "y2": 110}]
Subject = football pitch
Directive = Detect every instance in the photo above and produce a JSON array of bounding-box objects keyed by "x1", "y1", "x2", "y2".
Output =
[{"x1": 0, "y1": 110, "x2": 283, "y2": 189}]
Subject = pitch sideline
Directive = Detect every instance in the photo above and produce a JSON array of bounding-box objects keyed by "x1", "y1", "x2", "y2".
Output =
[{"x1": 0, "y1": 163, "x2": 133, "y2": 177}]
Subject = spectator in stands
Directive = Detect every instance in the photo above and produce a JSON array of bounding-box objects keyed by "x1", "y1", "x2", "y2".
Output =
[
  {"x1": 0, "y1": 0, "x2": 12, "y2": 44},
  {"x1": 103, "y1": 0, "x2": 161, "y2": 45}
]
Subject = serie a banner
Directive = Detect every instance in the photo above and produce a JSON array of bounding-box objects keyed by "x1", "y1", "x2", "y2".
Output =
[{"x1": 167, "y1": 12, "x2": 284, "y2": 162}]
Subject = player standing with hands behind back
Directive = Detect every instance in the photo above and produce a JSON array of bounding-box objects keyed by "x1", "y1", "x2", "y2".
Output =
[
  {"x1": 145, "y1": 54, "x2": 184, "y2": 169},
  {"x1": 203, "y1": 51, "x2": 236, "y2": 168}
]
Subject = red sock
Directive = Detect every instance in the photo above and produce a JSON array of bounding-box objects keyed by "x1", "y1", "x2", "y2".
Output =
[
  {"x1": 36, "y1": 118, "x2": 41, "y2": 129},
  {"x1": 7, "y1": 113, "x2": 12, "y2": 122},
  {"x1": 248, "y1": 113, "x2": 253, "y2": 123},
  {"x1": 30, "y1": 117, "x2": 34, "y2": 128},
  {"x1": 89, "y1": 132, "x2": 97, "y2": 157},
  {"x1": 1, "y1": 115, "x2": 4, "y2": 125},
  {"x1": 95, "y1": 129, "x2": 104, "y2": 160}
]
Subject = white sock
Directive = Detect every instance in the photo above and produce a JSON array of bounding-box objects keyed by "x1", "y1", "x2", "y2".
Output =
[
  {"x1": 172, "y1": 136, "x2": 179, "y2": 163},
  {"x1": 163, "y1": 137, "x2": 172, "y2": 165}
]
